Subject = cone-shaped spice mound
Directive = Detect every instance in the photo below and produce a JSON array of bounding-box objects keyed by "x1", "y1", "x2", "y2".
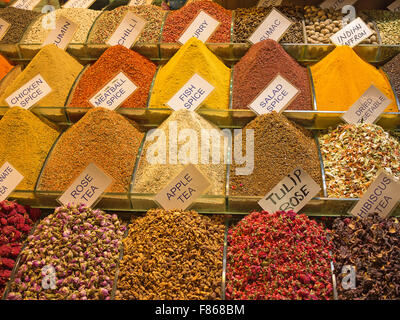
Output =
[{"x1": 233, "y1": 39, "x2": 312, "y2": 110}]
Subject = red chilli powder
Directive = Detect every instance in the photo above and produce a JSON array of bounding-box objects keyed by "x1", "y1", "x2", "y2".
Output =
[{"x1": 232, "y1": 39, "x2": 313, "y2": 110}]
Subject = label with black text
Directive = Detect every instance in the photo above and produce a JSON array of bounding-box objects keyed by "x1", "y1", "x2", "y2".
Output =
[
  {"x1": 11, "y1": 0, "x2": 41, "y2": 10},
  {"x1": 42, "y1": 16, "x2": 78, "y2": 50},
  {"x1": 388, "y1": 0, "x2": 400, "y2": 12},
  {"x1": 63, "y1": 0, "x2": 96, "y2": 8},
  {"x1": 178, "y1": 10, "x2": 220, "y2": 45},
  {"x1": 0, "y1": 18, "x2": 11, "y2": 42},
  {"x1": 320, "y1": 0, "x2": 358, "y2": 10},
  {"x1": 128, "y1": 0, "x2": 152, "y2": 5},
  {"x1": 0, "y1": 162, "x2": 24, "y2": 202},
  {"x1": 257, "y1": 0, "x2": 283, "y2": 7},
  {"x1": 330, "y1": 17, "x2": 373, "y2": 47}
]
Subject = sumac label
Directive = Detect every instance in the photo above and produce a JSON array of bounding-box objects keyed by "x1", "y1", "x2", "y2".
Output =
[
  {"x1": 0, "y1": 162, "x2": 24, "y2": 201},
  {"x1": 178, "y1": 10, "x2": 220, "y2": 45}
]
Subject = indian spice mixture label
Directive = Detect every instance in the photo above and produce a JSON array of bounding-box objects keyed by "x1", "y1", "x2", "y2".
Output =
[
  {"x1": 5, "y1": 74, "x2": 52, "y2": 110},
  {"x1": 128, "y1": 0, "x2": 153, "y2": 5},
  {"x1": 388, "y1": 0, "x2": 400, "y2": 12},
  {"x1": 62, "y1": 0, "x2": 96, "y2": 8},
  {"x1": 330, "y1": 17, "x2": 373, "y2": 47},
  {"x1": 178, "y1": 10, "x2": 220, "y2": 45},
  {"x1": 106, "y1": 12, "x2": 147, "y2": 49},
  {"x1": 155, "y1": 164, "x2": 211, "y2": 211},
  {"x1": 58, "y1": 163, "x2": 113, "y2": 208},
  {"x1": 89, "y1": 72, "x2": 138, "y2": 110},
  {"x1": 11, "y1": 0, "x2": 42, "y2": 10},
  {"x1": 249, "y1": 8, "x2": 293, "y2": 44},
  {"x1": 248, "y1": 74, "x2": 299, "y2": 115},
  {"x1": 167, "y1": 73, "x2": 215, "y2": 111},
  {"x1": 350, "y1": 169, "x2": 400, "y2": 219},
  {"x1": 0, "y1": 18, "x2": 11, "y2": 42},
  {"x1": 320, "y1": 0, "x2": 358, "y2": 10},
  {"x1": 42, "y1": 16, "x2": 79, "y2": 50},
  {"x1": 257, "y1": 0, "x2": 283, "y2": 7},
  {"x1": 0, "y1": 162, "x2": 24, "y2": 202},
  {"x1": 258, "y1": 167, "x2": 321, "y2": 213},
  {"x1": 342, "y1": 85, "x2": 392, "y2": 125}
]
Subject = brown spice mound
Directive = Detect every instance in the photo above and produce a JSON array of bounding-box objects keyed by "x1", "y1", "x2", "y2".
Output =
[
  {"x1": 230, "y1": 112, "x2": 322, "y2": 197},
  {"x1": 116, "y1": 209, "x2": 225, "y2": 300},
  {"x1": 38, "y1": 108, "x2": 144, "y2": 193}
]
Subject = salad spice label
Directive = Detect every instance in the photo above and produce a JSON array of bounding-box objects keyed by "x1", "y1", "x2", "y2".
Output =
[{"x1": 0, "y1": 162, "x2": 24, "y2": 201}]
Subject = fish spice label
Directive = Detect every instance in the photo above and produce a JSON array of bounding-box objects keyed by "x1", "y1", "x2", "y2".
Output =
[
  {"x1": 167, "y1": 73, "x2": 215, "y2": 111},
  {"x1": 62, "y1": 0, "x2": 96, "y2": 8},
  {"x1": 155, "y1": 164, "x2": 210, "y2": 211},
  {"x1": 5, "y1": 74, "x2": 52, "y2": 110},
  {"x1": 330, "y1": 17, "x2": 373, "y2": 47},
  {"x1": 388, "y1": 0, "x2": 400, "y2": 12},
  {"x1": 0, "y1": 162, "x2": 24, "y2": 202},
  {"x1": 258, "y1": 167, "x2": 321, "y2": 213},
  {"x1": 320, "y1": 0, "x2": 357, "y2": 10},
  {"x1": 89, "y1": 72, "x2": 138, "y2": 110},
  {"x1": 249, "y1": 8, "x2": 293, "y2": 44},
  {"x1": 350, "y1": 170, "x2": 400, "y2": 219},
  {"x1": 107, "y1": 12, "x2": 147, "y2": 49},
  {"x1": 11, "y1": 0, "x2": 41, "y2": 10},
  {"x1": 58, "y1": 163, "x2": 113, "y2": 208},
  {"x1": 248, "y1": 74, "x2": 299, "y2": 115},
  {"x1": 0, "y1": 18, "x2": 11, "y2": 42},
  {"x1": 42, "y1": 16, "x2": 79, "y2": 50},
  {"x1": 178, "y1": 10, "x2": 220, "y2": 45},
  {"x1": 342, "y1": 85, "x2": 392, "y2": 125}
]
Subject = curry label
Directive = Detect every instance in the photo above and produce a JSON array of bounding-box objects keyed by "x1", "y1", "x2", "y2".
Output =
[{"x1": 178, "y1": 10, "x2": 220, "y2": 45}]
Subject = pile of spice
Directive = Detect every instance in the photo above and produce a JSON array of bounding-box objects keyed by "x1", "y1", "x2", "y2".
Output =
[
  {"x1": 332, "y1": 214, "x2": 400, "y2": 300},
  {"x1": 232, "y1": 39, "x2": 312, "y2": 110},
  {"x1": 230, "y1": 112, "x2": 322, "y2": 197},
  {"x1": 132, "y1": 109, "x2": 226, "y2": 197},
  {"x1": 21, "y1": 8, "x2": 100, "y2": 45},
  {"x1": 304, "y1": 6, "x2": 378, "y2": 45},
  {"x1": 226, "y1": 211, "x2": 333, "y2": 300},
  {"x1": 365, "y1": 10, "x2": 400, "y2": 45},
  {"x1": 0, "y1": 8, "x2": 40, "y2": 44},
  {"x1": 311, "y1": 46, "x2": 398, "y2": 112},
  {"x1": 38, "y1": 108, "x2": 144, "y2": 193},
  {"x1": 0, "y1": 45, "x2": 83, "y2": 107},
  {"x1": 88, "y1": 5, "x2": 165, "y2": 44},
  {"x1": 319, "y1": 124, "x2": 400, "y2": 198},
  {"x1": 162, "y1": 1, "x2": 232, "y2": 43},
  {"x1": 0, "y1": 54, "x2": 13, "y2": 81},
  {"x1": 116, "y1": 209, "x2": 224, "y2": 300},
  {"x1": 149, "y1": 38, "x2": 230, "y2": 109},
  {"x1": 233, "y1": 6, "x2": 304, "y2": 43},
  {"x1": 0, "y1": 107, "x2": 59, "y2": 191},
  {"x1": 68, "y1": 45, "x2": 156, "y2": 109},
  {"x1": 0, "y1": 201, "x2": 40, "y2": 298},
  {"x1": 7, "y1": 204, "x2": 125, "y2": 300},
  {"x1": 382, "y1": 53, "x2": 400, "y2": 101}
]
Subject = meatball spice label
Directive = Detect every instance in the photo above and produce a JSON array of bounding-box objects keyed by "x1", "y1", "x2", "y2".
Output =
[
  {"x1": 62, "y1": 0, "x2": 96, "y2": 9},
  {"x1": 11, "y1": 0, "x2": 41, "y2": 10},
  {"x1": 388, "y1": 0, "x2": 400, "y2": 12},
  {"x1": 320, "y1": 0, "x2": 357, "y2": 10},
  {"x1": 5, "y1": 74, "x2": 52, "y2": 110},
  {"x1": 0, "y1": 18, "x2": 10, "y2": 42},
  {"x1": 106, "y1": 12, "x2": 147, "y2": 49},
  {"x1": 89, "y1": 72, "x2": 138, "y2": 110},
  {"x1": 0, "y1": 162, "x2": 24, "y2": 201},
  {"x1": 330, "y1": 17, "x2": 373, "y2": 47},
  {"x1": 167, "y1": 73, "x2": 215, "y2": 111},
  {"x1": 58, "y1": 163, "x2": 113, "y2": 208},
  {"x1": 342, "y1": 85, "x2": 392, "y2": 125},
  {"x1": 258, "y1": 167, "x2": 321, "y2": 213},
  {"x1": 350, "y1": 169, "x2": 400, "y2": 219},
  {"x1": 249, "y1": 8, "x2": 293, "y2": 44},
  {"x1": 42, "y1": 16, "x2": 78, "y2": 50},
  {"x1": 248, "y1": 74, "x2": 299, "y2": 115},
  {"x1": 154, "y1": 164, "x2": 210, "y2": 210},
  {"x1": 178, "y1": 10, "x2": 221, "y2": 45}
]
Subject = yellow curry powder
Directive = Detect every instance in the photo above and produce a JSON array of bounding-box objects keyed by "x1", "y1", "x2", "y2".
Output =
[
  {"x1": 311, "y1": 46, "x2": 398, "y2": 112},
  {"x1": 0, "y1": 107, "x2": 59, "y2": 191},
  {"x1": 0, "y1": 44, "x2": 83, "y2": 107},
  {"x1": 149, "y1": 38, "x2": 230, "y2": 110}
]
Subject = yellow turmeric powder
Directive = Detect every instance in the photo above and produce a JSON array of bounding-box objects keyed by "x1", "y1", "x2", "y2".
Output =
[
  {"x1": 149, "y1": 38, "x2": 230, "y2": 110},
  {"x1": 311, "y1": 46, "x2": 398, "y2": 112}
]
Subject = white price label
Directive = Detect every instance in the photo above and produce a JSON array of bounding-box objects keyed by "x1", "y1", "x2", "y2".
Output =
[
  {"x1": 320, "y1": 0, "x2": 358, "y2": 10},
  {"x1": 257, "y1": 0, "x2": 283, "y2": 7},
  {"x1": 11, "y1": 0, "x2": 41, "y2": 10},
  {"x1": 0, "y1": 162, "x2": 24, "y2": 202},
  {"x1": 42, "y1": 16, "x2": 79, "y2": 50},
  {"x1": 62, "y1": 0, "x2": 96, "y2": 8},
  {"x1": 0, "y1": 18, "x2": 11, "y2": 42},
  {"x1": 178, "y1": 10, "x2": 220, "y2": 45},
  {"x1": 330, "y1": 17, "x2": 373, "y2": 47}
]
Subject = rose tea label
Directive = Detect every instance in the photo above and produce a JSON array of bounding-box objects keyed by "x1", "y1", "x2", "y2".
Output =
[
  {"x1": 155, "y1": 164, "x2": 210, "y2": 211},
  {"x1": 258, "y1": 167, "x2": 321, "y2": 213},
  {"x1": 350, "y1": 170, "x2": 400, "y2": 219},
  {"x1": 0, "y1": 18, "x2": 11, "y2": 42},
  {"x1": 342, "y1": 85, "x2": 392, "y2": 125},
  {"x1": 248, "y1": 74, "x2": 299, "y2": 115},
  {"x1": 320, "y1": 0, "x2": 357, "y2": 10},
  {"x1": 249, "y1": 8, "x2": 293, "y2": 44},
  {"x1": 388, "y1": 0, "x2": 400, "y2": 12},
  {"x1": 178, "y1": 10, "x2": 220, "y2": 45},
  {"x1": 42, "y1": 16, "x2": 79, "y2": 50},
  {"x1": 167, "y1": 73, "x2": 214, "y2": 111},
  {"x1": 11, "y1": 0, "x2": 41, "y2": 10},
  {"x1": 330, "y1": 17, "x2": 373, "y2": 47},
  {"x1": 63, "y1": 0, "x2": 96, "y2": 8},
  {"x1": 58, "y1": 163, "x2": 113, "y2": 208},
  {"x1": 0, "y1": 162, "x2": 24, "y2": 202},
  {"x1": 257, "y1": 0, "x2": 283, "y2": 7},
  {"x1": 5, "y1": 74, "x2": 52, "y2": 110},
  {"x1": 128, "y1": 0, "x2": 153, "y2": 5},
  {"x1": 106, "y1": 12, "x2": 147, "y2": 49},
  {"x1": 89, "y1": 72, "x2": 138, "y2": 110}
]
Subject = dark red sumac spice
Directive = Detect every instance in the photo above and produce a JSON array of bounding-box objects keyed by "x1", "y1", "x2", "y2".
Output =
[{"x1": 226, "y1": 211, "x2": 333, "y2": 300}]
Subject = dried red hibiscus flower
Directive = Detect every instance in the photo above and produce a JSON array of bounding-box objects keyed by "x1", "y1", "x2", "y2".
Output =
[{"x1": 226, "y1": 211, "x2": 333, "y2": 300}]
